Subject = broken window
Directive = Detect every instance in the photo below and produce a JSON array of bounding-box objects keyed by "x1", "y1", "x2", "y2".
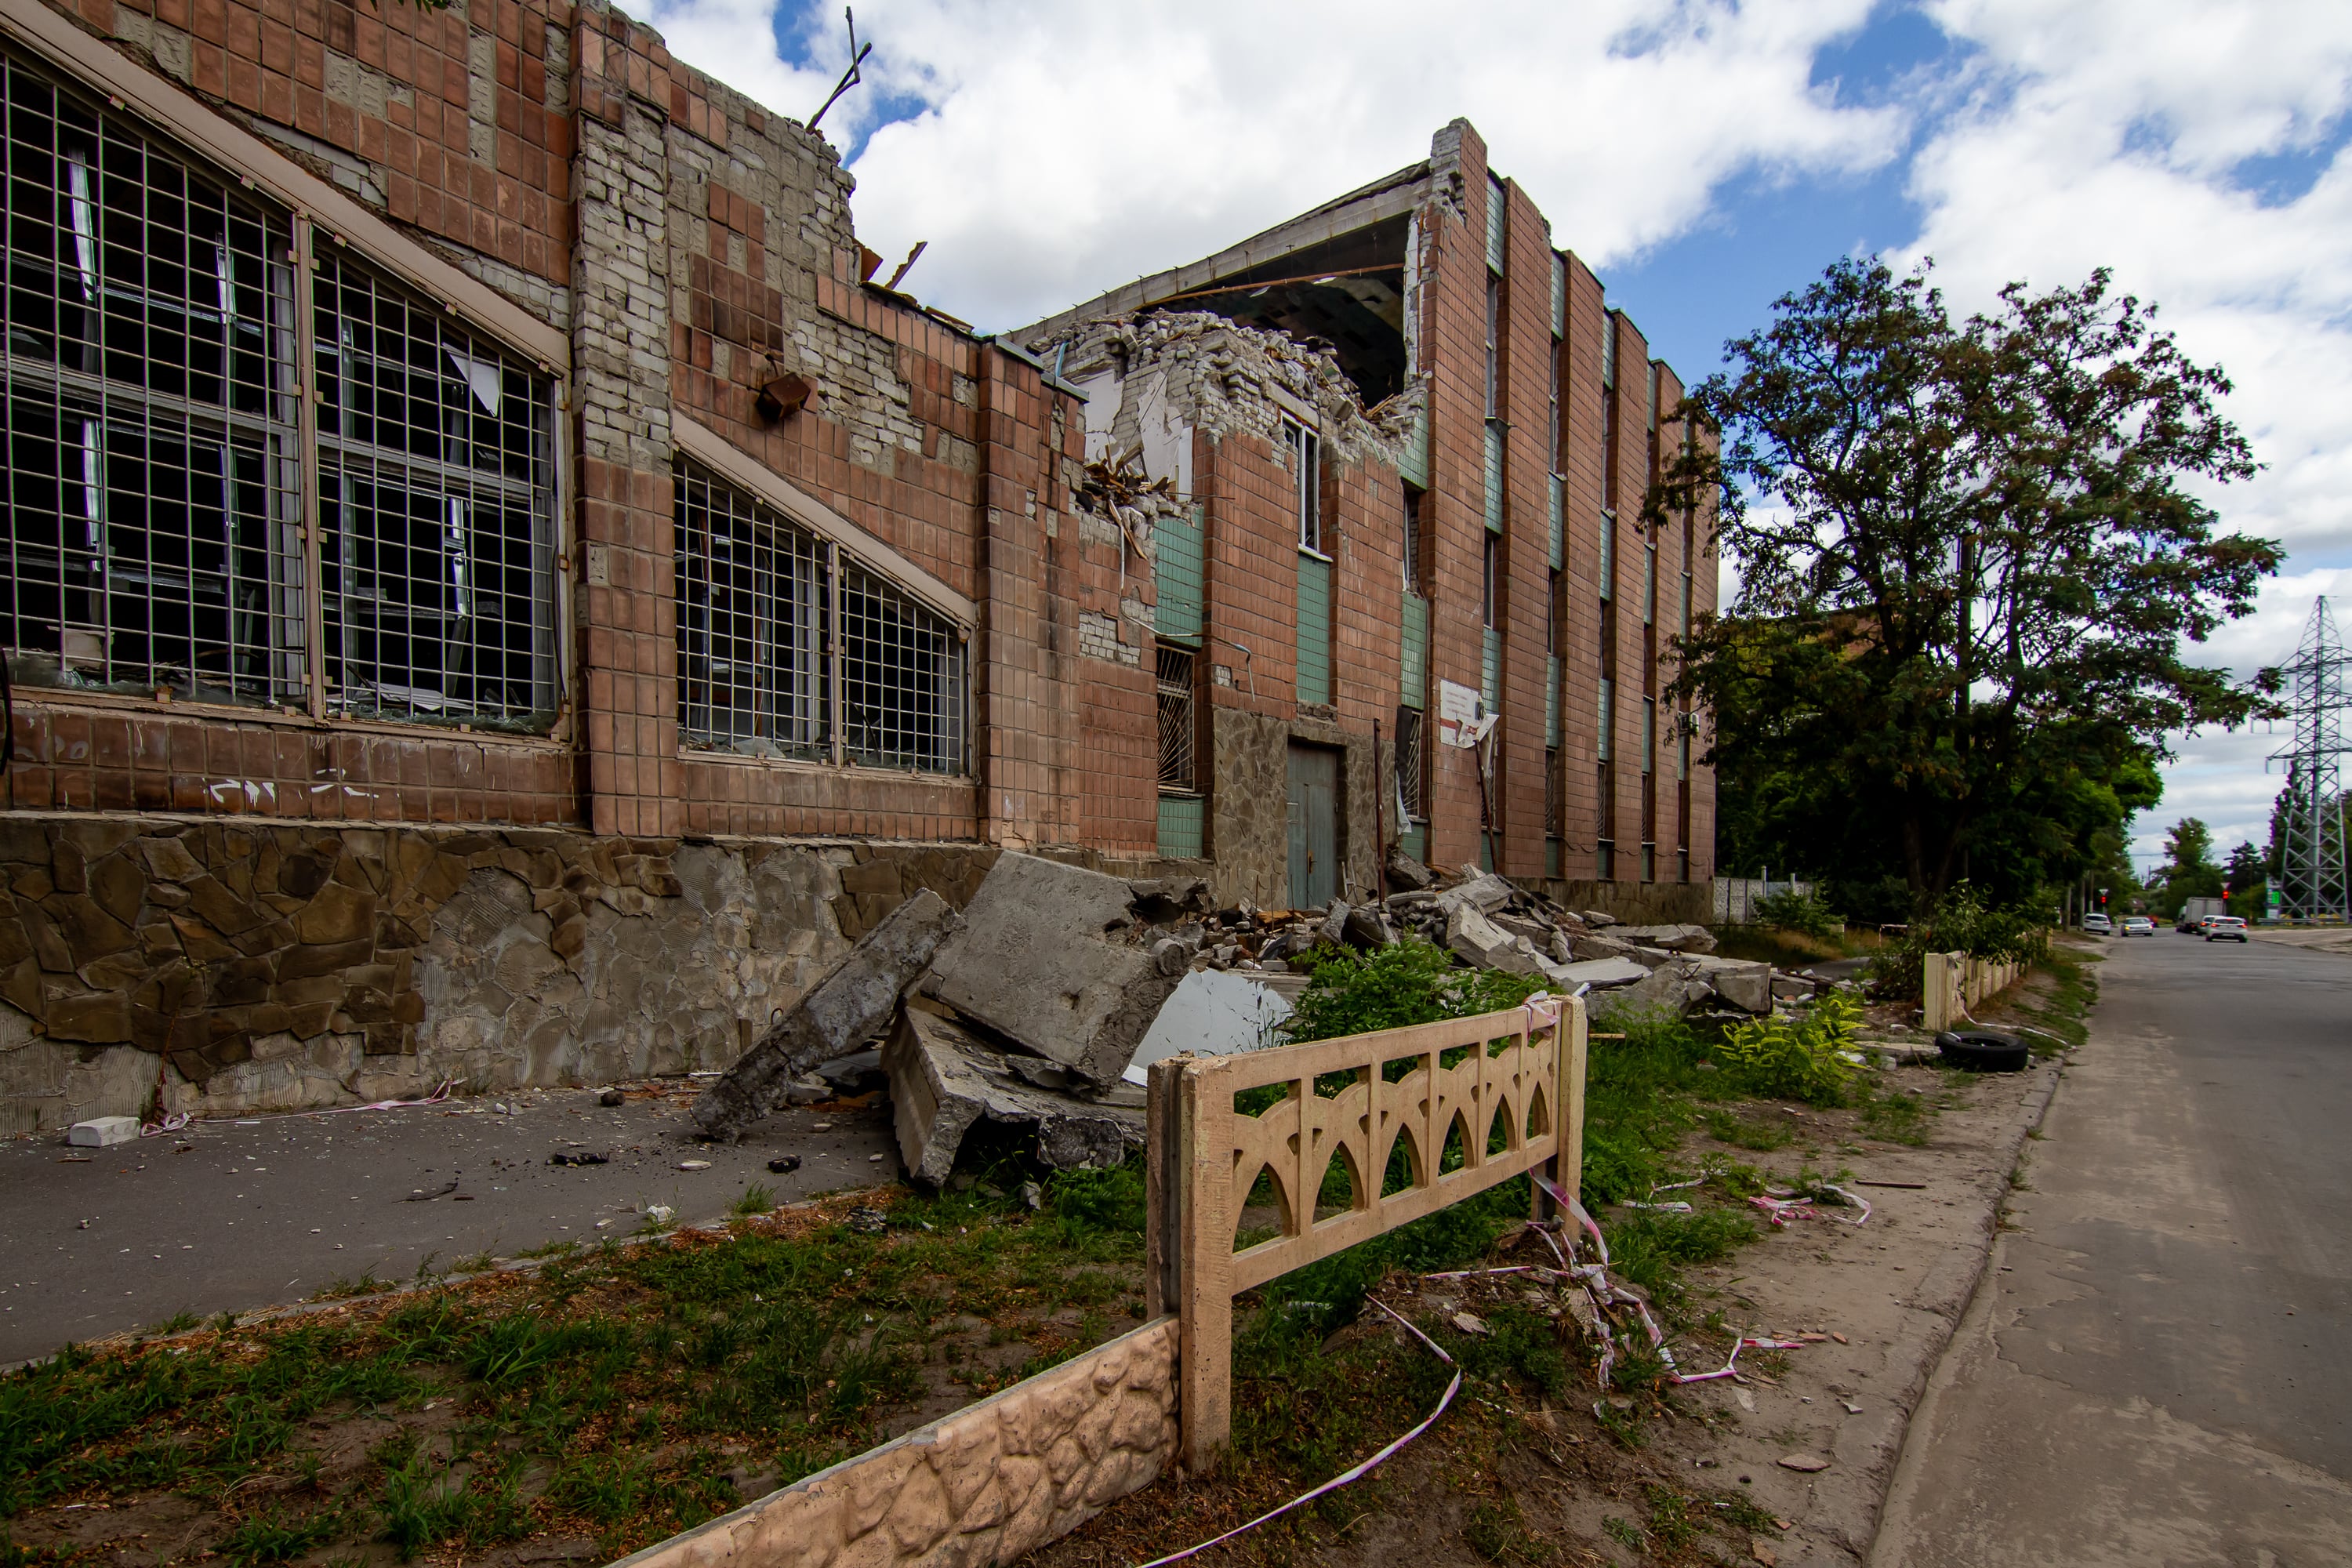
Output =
[
  {"x1": 674, "y1": 463, "x2": 829, "y2": 759},
  {"x1": 1402, "y1": 481, "x2": 1425, "y2": 591},
  {"x1": 1396, "y1": 704, "x2": 1425, "y2": 821},
  {"x1": 675, "y1": 462, "x2": 967, "y2": 775},
  {"x1": 1285, "y1": 418, "x2": 1321, "y2": 553},
  {"x1": 0, "y1": 57, "x2": 303, "y2": 706},
  {"x1": 1156, "y1": 644, "x2": 1194, "y2": 791},
  {"x1": 840, "y1": 558, "x2": 967, "y2": 773},
  {"x1": 314, "y1": 255, "x2": 556, "y2": 728}
]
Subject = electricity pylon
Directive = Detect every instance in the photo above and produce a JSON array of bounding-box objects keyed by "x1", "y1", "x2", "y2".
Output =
[{"x1": 2267, "y1": 597, "x2": 2350, "y2": 920}]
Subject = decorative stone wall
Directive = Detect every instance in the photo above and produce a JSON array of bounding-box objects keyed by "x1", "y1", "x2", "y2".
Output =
[
  {"x1": 615, "y1": 1317, "x2": 1178, "y2": 1568},
  {"x1": 0, "y1": 817, "x2": 996, "y2": 1133}
]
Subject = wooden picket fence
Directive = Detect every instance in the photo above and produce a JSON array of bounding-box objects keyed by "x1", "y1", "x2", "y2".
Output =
[{"x1": 1143, "y1": 994, "x2": 1588, "y2": 1471}]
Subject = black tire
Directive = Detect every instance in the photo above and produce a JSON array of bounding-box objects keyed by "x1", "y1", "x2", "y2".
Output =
[{"x1": 1935, "y1": 1029, "x2": 2031, "y2": 1073}]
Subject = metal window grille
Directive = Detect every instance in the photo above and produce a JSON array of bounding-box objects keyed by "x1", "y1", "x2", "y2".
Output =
[
  {"x1": 1597, "y1": 676, "x2": 1614, "y2": 763},
  {"x1": 675, "y1": 463, "x2": 829, "y2": 759},
  {"x1": 0, "y1": 56, "x2": 303, "y2": 706},
  {"x1": 1156, "y1": 643, "x2": 1194, "y2": 790},
  {"x1": 840, "y1": 557, "x2": 967, "y2": 774},
  {"x1": 1544, "y1": 745, "x2": 1562, "y2": 837},
  {"x1": 314, "y1": 252, "x2": 554, "y2": 727},
  {"x1": 1286, "y1": 419, "x2": 1320, "y2": 552},
  {"x1": 1396, "y1": 704, "x2": 1425, "y2": 819}
]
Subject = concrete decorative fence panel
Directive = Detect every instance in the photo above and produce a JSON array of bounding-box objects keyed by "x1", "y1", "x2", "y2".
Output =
[
  {"x1": 1921, "y1": 950, "x2": 2026, "y2": 1033},
  {"x1": 615, "y1": 996, "x2": 1589, "y2": 1566},
  {"x1": 612, "y1": 1317, "x2": 1178, "y2": 1568},
  {"x1": 1148, "y1": 996, "x2": 1587, "y2": 1472}
]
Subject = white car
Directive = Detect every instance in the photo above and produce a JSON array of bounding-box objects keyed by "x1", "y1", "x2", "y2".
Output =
[
  {"x1": 2082, "y1": 913, "x2": 2112, "y2": 935},
  {"x1": 2121, "y1": 916, "x2": 2154, "y2": 936},
  {"x1": 2205, "y1": 916, "x2": 2249, "y2": 943}
]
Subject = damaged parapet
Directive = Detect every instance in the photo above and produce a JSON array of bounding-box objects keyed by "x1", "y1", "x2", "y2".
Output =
[
  {"x1": 884, "y1": 1006, "x2": 1145, "y2": 1185},
  {"x1": 1035, "y1": 310, "x2": 1425, "y2": 496},
  {"x1": 921, "y1": 853, "x2": 1194, "y2": 1088}
]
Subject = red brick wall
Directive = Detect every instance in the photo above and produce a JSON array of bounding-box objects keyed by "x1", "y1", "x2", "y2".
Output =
[
  {"x1": 1554, "y1": 256, "x2": 1603, "y2": 880},
  {"x1": 1418, "y1": 128, "x2": 1494, "y2": 873},
  {"x1": 50, "y1": 0, "x2": 573, "y2": 285}
]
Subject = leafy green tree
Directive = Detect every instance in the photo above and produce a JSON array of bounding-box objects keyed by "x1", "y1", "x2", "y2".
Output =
[
  {"x1": 2225, "y1": 838, "x2": 2269, "y2": 918},
  {"x1": 1655, "y1": 260, "x2": 2277, "y2": 909},
  {"x1": 2147, "y1": 816, "x2": 2225, "y2": 917}
]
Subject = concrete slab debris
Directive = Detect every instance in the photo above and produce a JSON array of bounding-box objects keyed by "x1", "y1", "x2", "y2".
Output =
[
  {"x1": 924, "y1": 853, "x2": 1185, "y2": 1087},
  {"x1": 1545, "y1": 956, "x2": 1652, "y2": 989},
  {"x1": 67, "y1": 1115, "x2": 140, "y2": 1147},
  {"x1": 689, "y1": 889, "x2": 963, "y2": 1140},
  {"x1": 883, "y1": 1006, "x2": 1145, "y2": 1187},
  {"x1": 1689, "y1": 954, "x2": 1776, "y2": 1013},
  {"x1": 1619, "y1": 924, "x2": 1718, "y2": 953},
  {"x1": 1123, "y1": 968, "x2": 1293, "y2": 1085}
]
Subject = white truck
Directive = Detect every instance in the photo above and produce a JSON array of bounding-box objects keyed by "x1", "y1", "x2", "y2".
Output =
[{"x1": 2176, "y1": 896, "x2": 2227, "y2": 931}]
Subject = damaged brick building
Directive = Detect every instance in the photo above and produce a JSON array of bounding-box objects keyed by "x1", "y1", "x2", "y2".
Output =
[
  {"x1": 0, "y1": 0, "x2": 1712, "y2": 1131},
  {"x1": 1019, "y1": 125, "x2": 1719, "y2": 913}
]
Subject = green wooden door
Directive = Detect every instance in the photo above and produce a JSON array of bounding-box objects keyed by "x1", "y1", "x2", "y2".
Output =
[{"x1": 1287, "y1": 743, "x2": 1339, "y2": 909}]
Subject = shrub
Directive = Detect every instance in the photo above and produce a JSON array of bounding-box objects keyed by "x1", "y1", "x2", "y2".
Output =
[
  {"x1": 1712, "y1": 992, "x2": 1860, "y2": 1105},
  {"x1": 1753, "y1": 887, "x2": 1841, "y2": 940},
  {"x1": 1280, "y1": 935, "x2": 1542, "y2": 1044},
  {"x1": 1871, "y1": 883, "x2": 2051, "y2": 1000}
]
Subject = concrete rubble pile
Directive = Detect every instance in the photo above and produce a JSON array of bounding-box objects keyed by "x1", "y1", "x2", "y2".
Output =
[{"x1": 691, "y1": 852, "x2": 1852, "y2": 1189}]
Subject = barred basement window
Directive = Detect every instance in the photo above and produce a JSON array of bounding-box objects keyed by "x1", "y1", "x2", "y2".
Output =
[
  {"x1": 314, "y1": 255, "x2": 555, "y2": 729},
  {"x1": 675, "y1": 463, "x2": 829, "y2": 759},
  {"x1": 840, "y1": 559, "x2": 967, "y2": 774},
  {"x1": 1156, "y1": 644, "x2": 1194, "y2": 790},
  {"x1": 0, "y1": 56, "x2": 303, "y2": 706},
  {"x1": 1544, "y1": 746, "x2": 1562, "y2": 835},
  {"x1": 1395, "y1": 704, "x2": 1425, "y2": 819}
]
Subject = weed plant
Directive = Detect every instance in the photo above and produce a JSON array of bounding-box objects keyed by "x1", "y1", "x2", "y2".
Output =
[{"x1": 1712, "y1": 993, "x2": 1861, "y2": 1106}]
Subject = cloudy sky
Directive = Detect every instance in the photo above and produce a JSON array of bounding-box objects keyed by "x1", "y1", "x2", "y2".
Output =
[{"x1": 627, "y1": 0, "x2": 2352, "y2": 873}]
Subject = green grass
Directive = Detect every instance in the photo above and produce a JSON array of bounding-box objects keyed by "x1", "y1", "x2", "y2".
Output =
[
  {"x1": 732, "y1": 1183, "x2": 775, "y2": 1216},
  {"x1": 0, "y1": 1163, "x2": 1152, "y2": 1564},
  {"x1": 1702, "y1": 1107, "x2": 1794, "y2": 1151},
  {"x1": 2004, "y1": 945, "x2": 2100, "y2": 1052},
  {"x1": 1858, "y1": 1088, "x2": 1933, "y2": 1145}
]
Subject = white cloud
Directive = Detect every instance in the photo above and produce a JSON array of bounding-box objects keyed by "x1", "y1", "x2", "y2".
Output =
[
  {"x1": 1899, "y1": 2, "x2": 2352, "y2": 864},
  {"x1": 635, "y1": 0, "x2": 1908, "y2": 332}
]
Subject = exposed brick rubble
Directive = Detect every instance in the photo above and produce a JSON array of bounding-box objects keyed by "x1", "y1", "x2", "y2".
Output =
[{"x1": 1035, "y1": 308, "x2": 1425, "y2": 470}]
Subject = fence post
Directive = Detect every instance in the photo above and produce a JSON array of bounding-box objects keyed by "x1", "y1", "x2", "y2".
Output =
[
  {"x1": 1174, "y1": 1055, "x2": 1234, "y2": 1475},
  {"x1": 1922, "y1": 951, "x2": 1951, "y2": 1033},
  {"x1": 1145, "y1": 1058, "x2": 1179, "y2": 1322},
  {"x1": 1552, "y1": 995, "x2": 1588, "y2": 1214}
]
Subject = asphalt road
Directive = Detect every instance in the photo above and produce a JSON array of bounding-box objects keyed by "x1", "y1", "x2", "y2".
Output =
[
  {"x1": 0, "y1": 1080, "x2": 900, "y2": 1367},
  {"x1": 1872, "y1": 931, "x2": 2352, "y2": 1566}
]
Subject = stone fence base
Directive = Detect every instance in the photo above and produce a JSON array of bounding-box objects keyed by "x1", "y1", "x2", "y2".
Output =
[{"x1": 614, "y1": 1317, "x2": 1178, "y2": 1568}]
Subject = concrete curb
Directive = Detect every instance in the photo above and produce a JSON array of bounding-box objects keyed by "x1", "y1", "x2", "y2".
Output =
[{"x1": 1828, "y1": 1057, "x2": 2067, "y2": 1563}]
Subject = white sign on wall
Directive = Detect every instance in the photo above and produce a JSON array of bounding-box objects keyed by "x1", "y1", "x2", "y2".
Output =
[{"x1": 1437, "y1": 680, "x2": 1490, "y2": 748}]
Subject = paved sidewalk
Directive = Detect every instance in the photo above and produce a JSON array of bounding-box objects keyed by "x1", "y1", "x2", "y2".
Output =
[
  {"x1": 1871, "y1": 927, "x2": 2352, "y2": 1565},
  {"x1": 1, "y1": 1079, "x2": 898, "y2": 1365}
]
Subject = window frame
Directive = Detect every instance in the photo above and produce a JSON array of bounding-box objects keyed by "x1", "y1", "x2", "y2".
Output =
[{"x1": 0, "y1": 28, "x2": 573, "y2": 745}]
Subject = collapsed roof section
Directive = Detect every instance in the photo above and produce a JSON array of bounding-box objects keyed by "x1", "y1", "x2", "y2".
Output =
[
  {"x1": 1017, "y1": 158, "x2": 1431, "y2": 412},
  {"x1": 1037, "y1": 310, "x2": 1424, "y2": 510}
]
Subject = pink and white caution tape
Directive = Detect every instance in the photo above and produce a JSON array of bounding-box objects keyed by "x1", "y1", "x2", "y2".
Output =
[
  {"x1": 1133, "y1": 1298, "x2": 1461, "y2": 1568},
  {"x1": 1750, "y1": 1185, "x2": 1872, "y2": 1229}
]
